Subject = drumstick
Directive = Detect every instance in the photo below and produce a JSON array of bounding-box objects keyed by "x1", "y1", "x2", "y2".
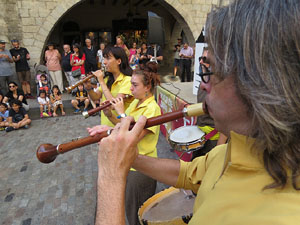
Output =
[{"x1": 36, "y1": 102, "x2": 207, "y2": 164}]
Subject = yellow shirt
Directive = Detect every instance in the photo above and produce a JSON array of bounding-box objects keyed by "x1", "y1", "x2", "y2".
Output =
[
  {"x1": 125, "y1": 96, "x2": 161, "y2": 158},
  {"x1": 99, "y1": 73, "x2": 132, "y2": 126},
  {"x1": 175, "y1": 131, "x2": 300, "y2": 225}
]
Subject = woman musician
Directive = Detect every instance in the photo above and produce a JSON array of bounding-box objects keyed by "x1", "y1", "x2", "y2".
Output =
[
  {"x1": 88, "y1": 62, "x2": 161, "y2": 225},
  {"x1": 86, "y1": 46, "x2": 133, "y2": 127}
]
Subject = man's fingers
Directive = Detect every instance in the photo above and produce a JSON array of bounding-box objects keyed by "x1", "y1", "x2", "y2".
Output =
[{"x1": 129, "y1": 116, "x2": 147, "y2": 141}]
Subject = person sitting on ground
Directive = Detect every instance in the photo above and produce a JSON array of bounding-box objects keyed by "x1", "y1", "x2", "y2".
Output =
[
  {"x1": 0, "y1": 102, "x2": 9, "y2": 130},
  {"x1": 5, "y1": 99, "x2": 31, "y2": 132},
  {"x1": 37, "y1": 90, "x2": 52, "y2": 118},
  {"x1": 71, "y1": 83, "x2": 90, "y2": 113},
  {"x1": 0, "y1": 89, "x2": 3, "y2": 103},
  {"x1": 38, "y1": 74, "x2": 50, "y2": 95},
  {"x1": 87, "y1": 78, "x2": 100, "y2": 112},
  {"x1": 50, "y1": 85, "x2": 65, "y2": 117},
  {"x1": 3, "y1": 81, "x2": 29, "y2": 111}
]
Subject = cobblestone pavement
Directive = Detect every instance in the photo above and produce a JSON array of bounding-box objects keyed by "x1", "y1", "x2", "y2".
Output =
[{"x1": 0, "y1": 115, "x2": 177, "y2": 225}]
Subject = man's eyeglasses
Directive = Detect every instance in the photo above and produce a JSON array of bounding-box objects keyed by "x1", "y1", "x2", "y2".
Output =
[
  {"x1": 199, "y1": 56, "x2": 208, "y2": 64},
  {"x1": 9, "y1": 85, "x2": 15, "y2": 88},
  {"x1": 199, "y1": 63, "x2": 214, "y2": 83}
]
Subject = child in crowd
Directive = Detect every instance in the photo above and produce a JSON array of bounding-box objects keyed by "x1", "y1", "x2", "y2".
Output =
[
  {"x1": 0, "y1": 103, "x2": 9, "y2": 130},
  {"x1": 38, "y1": 74, "x2": 50, "y2": 95},
  {"x1": 5, "y1": 99, "x2": 31, "y2": 132},
  {"x1": 88, "y1": 78, "x2": 100, "y2": 111},
  {"x1": 50, "y1": 85, "x2": 65, "y2": 117},
  {"x1": 37, "y1": 90, "x2": 52, "y2": 118},
  {"x1": 129, "y1": 47, "x2": 140, "y2": 70},
  {"x1": 71, "y1": 83, "x2": 90, "y2": 113}
]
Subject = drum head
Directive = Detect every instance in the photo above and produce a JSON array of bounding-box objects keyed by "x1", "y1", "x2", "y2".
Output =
[
  {"x1": 169, "y1": 126, "x2": 205, "y2": 144},
  {"x1": 139, "y1": 187, "x2": 194, "y2": 225}
]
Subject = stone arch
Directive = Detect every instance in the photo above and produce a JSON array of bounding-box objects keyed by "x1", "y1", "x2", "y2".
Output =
[{"x1": 28, "y1": 0, "x2": 212, "y2": 64}]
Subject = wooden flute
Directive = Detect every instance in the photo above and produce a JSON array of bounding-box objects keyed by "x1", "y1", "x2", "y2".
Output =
[
  {"x1": 36, "y1": 102, "x2": 207, "y2": 164},
  {"x1": 82, "y1": 95, "x2": 132, "y2": 118}
]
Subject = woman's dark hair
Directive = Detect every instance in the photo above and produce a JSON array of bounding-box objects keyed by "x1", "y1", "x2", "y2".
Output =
[
  {"x1": 73, "y1": 43, "x2": 84, "y2": 59},
  {"x1": 134, "y1": 62, "x2": 160, "y2": 93},
  {"x1": 8, "y1": 81, "x2": 18, "y2": 87},
  {"x1": 52, "y1": 85, "x2": 61, "y2": 95},
  {"x1": 39, "y1": 90, "x2": 47, "y2": 97},
  {"x1": 103, "y1": 46, "x2": 133, "y2": 90}
]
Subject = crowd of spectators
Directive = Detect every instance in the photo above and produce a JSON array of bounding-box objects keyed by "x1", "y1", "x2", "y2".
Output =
[{"x1": 0, "y1": 34, "x2": 176, "y2": 132}]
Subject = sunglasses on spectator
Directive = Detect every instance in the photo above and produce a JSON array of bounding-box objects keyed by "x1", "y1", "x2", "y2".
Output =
[{"x1": 9, "y1": 85, "x2": 15, "y2": 88}]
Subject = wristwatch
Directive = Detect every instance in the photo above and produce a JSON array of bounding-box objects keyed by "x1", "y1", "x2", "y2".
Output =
[{"x1": 117, "y1": 113, "x2": 127, "y2": 119}]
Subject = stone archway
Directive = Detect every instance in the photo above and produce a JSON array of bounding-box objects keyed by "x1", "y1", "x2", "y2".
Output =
[{"x1": 21, "y1": 0, "x2": 214, "y2": 65}]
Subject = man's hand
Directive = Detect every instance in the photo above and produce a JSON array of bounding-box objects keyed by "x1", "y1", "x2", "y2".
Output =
[{"x1": 98, "y1": 116, "x2": 147, "y2": 180}]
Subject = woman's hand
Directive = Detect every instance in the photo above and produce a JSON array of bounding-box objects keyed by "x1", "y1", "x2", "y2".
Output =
[
  {"x1": 110, "y1": 97, "x2": 124, "y2": 115},
  {"x1": 87, "y1": 125, "x2": 111, "y2": 136},
  {"x1": 92, "y1": 70, "x2": 105, "y2": 83}
]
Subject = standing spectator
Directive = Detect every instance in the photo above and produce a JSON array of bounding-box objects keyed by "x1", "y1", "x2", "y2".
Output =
[
  {"x1": 10, "y1": 39, "x2": 34, "y2": 99},
  {"x1": 83, "y1": 38, "x2": 98, "y2": 74},
  {"x1": 62, "y1": 44, "x2": 76, "y2": 87},
  {"x1": 115, "y1": 35, "x2": 130, "y2": 57},
  {"x1": 0, "y1": 40, "x2": 14, "y2": 94},
  {"x1": 3, "y1": 81, "x2": 29, "y2": 111},
  {"x1": 5, "y1": 99, "x2": 31, "y2": 132},
  {"x1": 173, "y1": 44, "x2": 181, "y2": 77},
  {"x1": 96, "y1": 43, "x2": 105, "y2": 69},
  {"x1": 70, "y1": 44, "x2": 86, "y2": 78},
  {"x1": 146, "y1": 43, "x2": 163, "y2": 63},
  {"x1": 45, "y1": 43, "x2": 64, "y2": 91},
  {"x1": 139, "y1": 43, "x2": 148, "y2": 70},
  {"x1": 129, "y1": 48, "x2": 140, "y2": 70},
  {"x1": 129, "y1": 42, "x2": 137, "y2": 61},
  {"x1": 179, "y1": 42, "x2": 194, "y2": 82}
]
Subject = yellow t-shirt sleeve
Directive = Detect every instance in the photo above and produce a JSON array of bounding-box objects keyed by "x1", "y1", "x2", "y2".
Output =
[
  {"x1": 118, "y1": 76, "x2": 132, "y2": 95},
  {"x1": 175, "y1": 157, "x2": 207, "y2": 194}
]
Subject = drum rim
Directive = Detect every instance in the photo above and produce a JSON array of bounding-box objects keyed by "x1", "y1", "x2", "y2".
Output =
[
  {"x1": 138, "y1": 187, "x2": 195, "y2": 224},
  {"x1": 169, "y1": 126, "x2": 205, "y2": 145}
]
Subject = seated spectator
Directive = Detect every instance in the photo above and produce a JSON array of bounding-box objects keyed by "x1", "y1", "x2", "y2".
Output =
[
  {"x1": 0, "y1": 89, "x2": 3, "y2": 103},
  {"x1": 37, "y1": 90, "x2": 52, "y2": 118},
  {"x1": 71, "y1": 83, "x2": 90, "y2": 113},
  {"x1": 38, "y1": 74, "x2": 50, "y2": 95},
  {"x1": 5, "y1": 99, "x2": 31, "y2": 132},
  {"x1": 87, "y1": 78, "x2": 100, "y2": 113},
  {"x1": 0, "y1": 102, "x2": 9, "y2": 130},
  {"x1": 3, "y1": 82, "x2": 29, "y2": 111},
  {"x1": 50, "y1": 85, "x2": 65, "y2": 117}
]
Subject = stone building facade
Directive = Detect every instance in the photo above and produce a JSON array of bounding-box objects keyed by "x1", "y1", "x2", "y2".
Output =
[{"x1": 1, "y1": 0, "x2": 226, "y2": 78}]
